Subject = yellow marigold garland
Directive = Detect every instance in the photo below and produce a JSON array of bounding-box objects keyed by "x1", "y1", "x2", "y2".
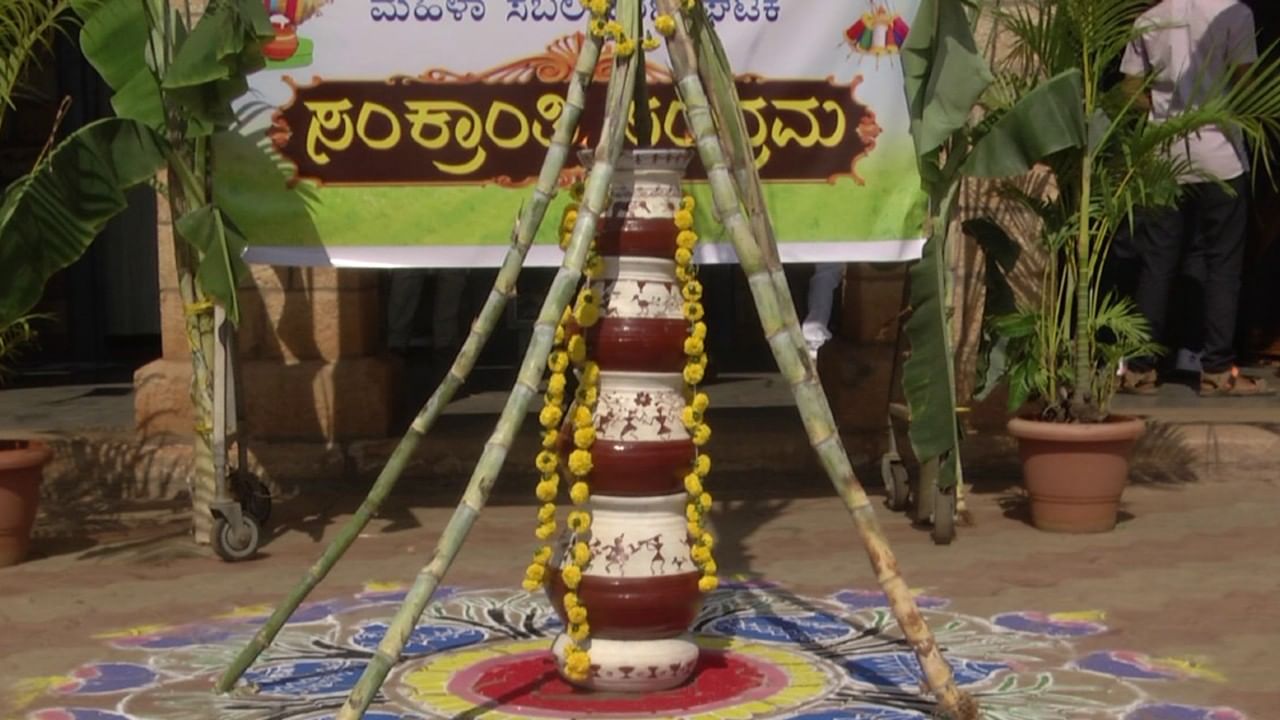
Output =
[
  {"x1": 672, "y1": 194, "x2": 718, "y2": 594},
  {"x1": 529, "y1": 224, "x2": 607, "y2": 682}
]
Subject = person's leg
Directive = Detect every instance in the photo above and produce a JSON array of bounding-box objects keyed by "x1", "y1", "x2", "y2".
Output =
[
  {"x1": 1196, "y1": 175, "x2": 1271, "y2": 394},
  {"x1": 387, "y1": 270, "x2": 426, "y2": 352},
  {"x1": 802, "y1": 263, "x2": 845, "y2": 357},
  {"x1": 1125, "y1": 199, "x2": 1189, "y2": 379},
  {"x1": 1197, "y1": 177, "x2": 1248, "y2": 373}
]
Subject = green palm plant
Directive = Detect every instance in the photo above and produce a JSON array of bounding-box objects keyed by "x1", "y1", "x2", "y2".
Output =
[
  {"x1": 0, "y1": 0, "x2": 75, "y2": 370},
  {"x1": 976, "y1": 0, "x2": 1280, "y2": 422}
]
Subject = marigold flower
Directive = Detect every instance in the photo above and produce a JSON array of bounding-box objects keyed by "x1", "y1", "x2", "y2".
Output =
[
  {"x1": 642, "y1": 34, "x2": 661, "y2": 51},
  {"x1": 539, "y1": 404, "x2": 563, "y2": 430},
  {"x1": 683, "y1": 363, "x2": 705, "y2": 386},
  {"x1": 675, "y1": 247, "x2": 693, "y2": 267},
  {"x1": 569, "y1": 449, "x2": 594, "y2": 477},
  {"x1": 548, "y1": 350, "x2": 570, "y2": 373},
  {"x1": 522, "y1": 578, "x2": 542, "y2": 592},
  {"x1": 692, "y1": 321, "x2": 707, "y2": 340},
  {"x1": 562, "y1": 209, "x2": 579, "y2": 232},
  {"x1": 674, "y1": 209, "x2": 694, "y2": 230},
  {"x1": 563, "y1": 591, "x2": 580, "y2": 609},
  {"x1": 548, "y1": 372, "x2": 567, "y2": 395},
  {"x1": 538, "y1": 502, "x2": 556, "y2": 523},
  {"x1": 684, "y1": 336, "x2": 704, "y2": 356},
  {"x1": 693, "y1": 422, "x2": 712, "y2": 446},
  {"x1": 567, "y1": 335, "x2": 587, "y2": 364},
  {"x1": 569, "y1": 622, "x2": 591, "y2": 642},
  {"x1": 604, "y1": 19, "x2": 623, "y2": 36},
  {"x1": 692, "y1": 545, "x2": 710, "y2": 564},
  {"x1": 568, "y1": 605, "x2": 588, "y2": 624},
  {"x1": 574, "y1": 426, "x2": 596, "y2": 449},
  {"x1": 655, "y1": 12, "x2": 677, "y2": 36},
  {"x1": 570, "y1": 481, "x2": 591, "y2": 505},
  {"x1": 525, "y1": 563, "x2": 546, "y2": 582},
  {"x1": 698, "y1": 492, "x2": 713, "y2": 511},
  {"x1": 562, "y1": 564, "x2": 583, "y2": 589},
  {"x1": 688, "y1": 520, "x2": 701, "y2": 536},
  {"x1": 573, "y1": 405, "x2": 593, "y2": 428},
  {"x1": 535, "y1": 522, "x2": 556, "y2": 540},
  {"x1": 676, "y1": 230, "x2": 698, "y2": 250},
  {"x1": 682, "y1": 301, "x2": 704, "y2": 322},
  {"x1": 616, "y1": 38, "x2": 637, "y2": 57},
  {"x1": 534, "y1": 545, "x2": 553, "y2": 563},
  {"x1": 692, "y1": 391, "x2": 710, "y2": 412},
  {"x1": 681, "y1": 406, "x2": 701, "y2": 429},
  {"x1": 581, "y1": 361, "x2": 601, "y2": 386},
  {"x1": 565, "y1": 647, "x2": 591, "y2": 678},
  {"x1": 574, "y1": 302, "x2": 601, "y2": 328},
  {"x1": 681, "y1": 194, "x2": 696, "y2": 211},
  {"x1": 681, "y1": 280, "x2": 703, "y2": 302},
  {"x1": 694, "y1": 454, "x2": 711, "y2": 477},
  {"x1": 572, "y1": 541, "x2": 592, "y2": 566},
  {"x1": 536, "y1": 477, "x2": 559, "y2": 502},
  {"x1": 542, "y1": 428, "x2": 560, "y2": 450},
  {"x1": 699, "y1": 575, "x2": 719, "y2": 592},
  {"x1": 684, "y1": 473, "x2": 703, "y2": 495},
  {"x1": 686, "y1": 504, "x2": 700, "y2": 522},
  {"x1": 568, "y1": 510, "x2": 592, "y2": 533},
  {"x1": 536, "y1": 450, "x2": 559, "y2": 474}
]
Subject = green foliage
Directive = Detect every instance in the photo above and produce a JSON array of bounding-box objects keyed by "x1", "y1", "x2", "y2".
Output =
[
  {"x1": 0, "y1": 118, "x2": 165, "y2": 330},
  {"x1": 68, "y1": 0, "x2": 279, "y2": 323},
  {"x1": 0, "y1": 0, "x2": 75, "y2": 134},
  {"x1": 0, "y1": 315, "x2": 42, "y2": 380},
  {"x1": 975, "y1": 0, "x2": 1280, "y2": 421}
]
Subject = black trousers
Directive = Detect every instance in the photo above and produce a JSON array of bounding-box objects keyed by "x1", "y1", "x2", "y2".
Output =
[{"x1": 1129, "y1": 175, "x2": 1250, "y2": 374}]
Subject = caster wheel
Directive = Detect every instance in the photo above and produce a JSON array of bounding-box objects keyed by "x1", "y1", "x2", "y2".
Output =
[
  {"x1": 232, "y1": 472, "x2": 272, "y2": 525},
  {"x1": 213, "y1": 515, "x2": 261, "y2": 561},
  {"x1": 931, "y1": 486, "x2": 956, "y2": 545},
  {"x1": 881, "y1": 455, "x2": 910, "y2": 512}
]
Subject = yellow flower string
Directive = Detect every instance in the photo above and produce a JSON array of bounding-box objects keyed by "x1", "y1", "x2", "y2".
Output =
[
  {"x1": 560, "y1": 278, "x2": 603, "y2": 681},
  {"x1": 672, "y1": 194, "x2": 718, "y2": 593},
  {"x1": 525, "y1": 305, "x2": 574, "y2": 591}
]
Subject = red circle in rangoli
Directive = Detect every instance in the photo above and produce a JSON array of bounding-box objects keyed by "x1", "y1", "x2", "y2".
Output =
[{"x1": 447, "y1": 649, "x2": 789, "y2": 715}]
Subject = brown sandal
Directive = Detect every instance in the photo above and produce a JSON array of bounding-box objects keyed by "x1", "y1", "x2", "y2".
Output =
[
  {"x1": 1119, "y1": 368, "x2": 1159, "y2": 395},
  {"x1": 1199, "y1": 368, "x2": 1276, "y2": 397}
]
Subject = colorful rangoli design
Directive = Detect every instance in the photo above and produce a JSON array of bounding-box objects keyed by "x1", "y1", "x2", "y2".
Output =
[{"x1": 8, "y1": 583, "x2": 1245, "y2": 719}]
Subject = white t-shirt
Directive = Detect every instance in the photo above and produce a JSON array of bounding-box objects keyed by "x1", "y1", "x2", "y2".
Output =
[{"x1": 1120, "y1": 0, "x2": 1258, "y2": 182}]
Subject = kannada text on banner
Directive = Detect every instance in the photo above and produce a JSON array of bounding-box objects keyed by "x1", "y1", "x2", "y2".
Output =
[{"x1": 238, "y1": 0, "x2": 926, "y2": 267}]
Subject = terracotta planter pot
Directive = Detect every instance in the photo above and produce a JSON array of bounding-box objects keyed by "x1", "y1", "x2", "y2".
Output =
[
  {"x1": 1007, "y1": 416, "x2": 1146, "y2": 533},
  {"x1": 0, "y1": 440, "x2": 52, "y2": 566}
]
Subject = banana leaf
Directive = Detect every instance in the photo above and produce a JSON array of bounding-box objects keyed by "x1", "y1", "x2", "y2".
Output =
[
  {"x1": 902, "y1": 0, "x2": 993, "y2": 158},
  {"x1": 70, "y1": 0, "x2": 165, "y2": 128},
  {"x1": 963, "y1": 70, "x2": 1086, "y2": 178},
  {"x1": 174, "y1": 204, "x2": 248, "y2": 324},
  {"x1": 163, "y1": 0, "x2": 272, "y2": 135},
  {"x1": 0, "y1": 118, "x2": 164, "y2": 328},
  {"x1": 899, "y1": 0, "x2": 991, "y2": 488}
]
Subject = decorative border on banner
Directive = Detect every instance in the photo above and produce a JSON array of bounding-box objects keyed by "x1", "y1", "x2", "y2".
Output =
[{"x1": 241, "y1": 239, "x2": 927, "y2": 268}]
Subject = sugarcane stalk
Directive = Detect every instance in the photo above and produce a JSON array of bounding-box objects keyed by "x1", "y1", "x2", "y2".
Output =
[
  {"x1": 332, "y1": 9, "x2": 640, "y2": 717},
  {"x1": 682, "y1": 6, "x2": 813, "y2": 370},
  {"x1": 659, "y1": 4, "x2": 976, "y2": 718},
  {"x1": 213, "y1": 35, "x2": 604, "y2": 695}
]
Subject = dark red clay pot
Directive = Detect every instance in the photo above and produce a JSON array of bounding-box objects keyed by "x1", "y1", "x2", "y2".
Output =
[
  {"x1": 0, "y1": 440, "x2": 52, "y2": 566},
  {"x1": 1007, "y1": 416, "x2": 1146, "y2": 533}
]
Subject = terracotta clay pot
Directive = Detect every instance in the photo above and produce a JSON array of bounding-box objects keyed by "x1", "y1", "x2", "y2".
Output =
[
  {"x1": 1007, "y1": 416, "x2": 1146, "y2": 533},
  {"x1": 263, "y1": 21, "x2": 299, "y2": 61},
  {"x1": 543, "y1": 148, "x2": 704, "y2": 692},
  {"x1": 0, "y1": 440, "x2": 52, "y2": 566},
  {"x1": 548, "y1": 493, "x2": 701, "y2": 689}
]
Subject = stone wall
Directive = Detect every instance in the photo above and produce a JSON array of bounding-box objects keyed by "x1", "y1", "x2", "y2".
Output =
[{"x1": 133, "y1": 189, "x2": 399, "y2": 448}]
